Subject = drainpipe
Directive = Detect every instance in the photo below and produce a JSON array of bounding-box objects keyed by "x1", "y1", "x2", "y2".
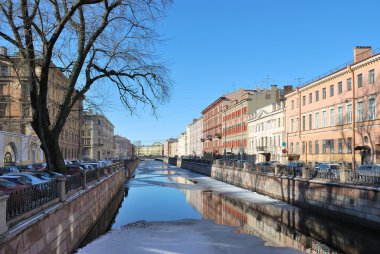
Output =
[{"x1": 349, "y1": 65, "x2": 356, "y2": 169}]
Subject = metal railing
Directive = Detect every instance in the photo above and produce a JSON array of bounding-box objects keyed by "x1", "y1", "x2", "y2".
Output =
[
  {"x1": 7, "y1": 180, "x2": 58, "y2": 220},
  {"x1": 66, "y1": 173, "x2": 82, "y2": 193},
  {"x1": 346, "y1": 170, "x2": 380, "y2": 186},
  {"x1": 212, "y1": 160, "x2": 380, "y2": 187},
  {"x1": 4, "y1": 160, "x2": 134, "y2": 223},
  {"x1": 86, "y1": 169, "x2": 97, "y2": 183}
]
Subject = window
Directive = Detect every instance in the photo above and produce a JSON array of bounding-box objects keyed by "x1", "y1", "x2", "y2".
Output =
[
  {"x1": 296, "y1": 98, "x2": 299, "y2": 108},
  {"x1": 330, "y1": 85, "x2": 334, "y2": 97},
  {"x1": 290, "y1": 142, "x2": 294, "y2": 154},
  {"x1": 338, "y1": 138, "x2": 343, "y2": 154},
  {"x1": 308, "y1": 114, "x2": 312, "y2": 130},
  {"x1": 302, "y1": 96, "x2": 306, "y2": 106},
  {"x1": 308, "y1": 141, "x2": 312, "y2": 154},
  {"x1": 0, "y1": 65, "x2": 8, "y2": 76},
  {"x1": 369, "y1": 69, "x2": 375, "y2": 84},
  {"x1": 296, "y1": 142, "x2": 299, "y2": 154},
  {"x1": 338, "y1": 82, "x2": 342, "y2": 94},
  {"x1": 347, "y1": 78, "x2": 352, "y2": 91},
  {"x1": 0, "y1": 102, "x2": 7, "y2": 117},
  {"x1": 322, "y1": 140, "x2": 328, "y2": 153},
  {"x1": 21, "y1": 103, "x2": 30, "y2": 117},
  {"x1": 302, "y1": 116, "x2": 306, "y2": 131},
  {"x1": 369, "y1": 97, "x2": 376, "y2": 120},
  {"x1": 357, "y1": 101, "x2": 363, "y2": 122},
  {"x1": 302, "y1": 142, "x2": 305, "y2": 154},
  {"x1": 322, "y1": 110, "x2": 327, "y2": 127},
  {"x1": 315, "y1": 112, "x2": 319, "y2": 129},
  {"x1": 357, "y1": 74, "x2": 363, "y2": 88},
  {"x1": 322, "y1": 88, "x2": 326, "y2": 99},
  {"x1": 330, "y1": 108, "x2": 334, "y2": 126},
  {"x1": 315, "y1": 140, "x2": 319, "y2": 154},
  {"x1": 291, "y1": 119, "x2": 294, "y2": 132},
  {"x1": 347, "y1": 137, "x2": 352, "y2": 153},
  {"x1": 291, "y1": 100, "x2": 294, "y2": 109},
  {"x1": 309, "y1": 93, "x2": 312, "y2": 104},
  {"x1": 337, "y1": 106, "x2": 343, "y2": 125},
  {"x1": 347, "y1": 104, "x2": 352, "y2": 123},
  {"x1": 295, "y1": 117, "x2": 299, "y2": 131},
  {"x1": 315, "y1": 90, "x2": 319, "y2": 101}
]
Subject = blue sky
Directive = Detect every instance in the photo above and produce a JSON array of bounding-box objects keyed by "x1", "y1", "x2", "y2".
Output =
[{"x1": 105, "y1": 0, "x2": 380, "y2": 145}]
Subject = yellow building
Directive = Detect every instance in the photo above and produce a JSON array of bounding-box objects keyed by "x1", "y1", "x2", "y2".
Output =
[{"x1": 137, "y1": 142, "x2": 163, "y2": 156}]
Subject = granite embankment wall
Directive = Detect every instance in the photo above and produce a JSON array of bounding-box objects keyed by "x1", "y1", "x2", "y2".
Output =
[
  {"x1": 211, "y1": 165, "x2": 380, "y2": 226},
  {"x1": 0, "y1": 161, "x2": 139, "y2": 254}
]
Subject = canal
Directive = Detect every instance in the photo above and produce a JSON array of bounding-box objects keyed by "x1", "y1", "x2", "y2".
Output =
[{"x1": 78, "y1": 160, "x2": 380, "y2": 254}]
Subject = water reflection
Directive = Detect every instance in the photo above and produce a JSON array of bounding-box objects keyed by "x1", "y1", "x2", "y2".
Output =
[
  {"x1": 105, "y1": 160, "x2": 380, "y2": 254},
  {"x1": 182, "y1": 189, "x2": 380, "y2": 254}
]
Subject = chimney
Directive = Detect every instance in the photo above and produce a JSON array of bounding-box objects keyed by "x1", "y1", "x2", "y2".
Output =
[
  {"x1": 0, "y1": 46, "x2": 7, "y2": 56},
  {"x1": 354, "y1": 46, "x2": 372, "y2": 63},
  {"x1": 283, "y1": 85, "x2": 293, "y2": 96}
]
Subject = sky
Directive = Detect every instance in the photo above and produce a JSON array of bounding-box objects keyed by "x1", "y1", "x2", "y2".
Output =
[{"x1": 105, "y1": 0, "x2": 380, "y2": 145}]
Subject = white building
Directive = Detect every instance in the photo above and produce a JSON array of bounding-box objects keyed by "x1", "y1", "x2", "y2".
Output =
[
  {"x1": 186, "y1": 118, "x2": 203, "y2": 157},
  {"x1": 0, "y1": 131, "x2": 44, "y2": 166},
  {"x1": 177, "y1": 132, "x2": 187, "y2": 157},
  {"x1": 247, "y1": 102, "x2": 286, "y2": 164}
]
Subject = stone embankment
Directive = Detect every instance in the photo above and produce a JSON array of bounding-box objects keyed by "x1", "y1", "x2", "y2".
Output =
[
  {"x1": 0, "y1": 160, "x2": 139, "y2": 254},
  {"x1": 166, "y1": 157, "x2": 380, "y2": 227}
]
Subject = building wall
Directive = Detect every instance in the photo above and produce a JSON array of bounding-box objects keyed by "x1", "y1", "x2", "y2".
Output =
[
  {"x1": 223, "y1": 86, "x2": 282, "y2": 155},
  {"x1": 285, "y1": 47, "x2": 380, "y2": 168},
  {"x1": 177, "y1": 133, "x2": 187, "y2": 157},
  {"x1": 137, "y1": 142, "x2": 163, "y2": 156},
  {"x1": 187, "y1": 118, "x2": 203, "y2": 157},
  {"x1": 82, "y1": 112, "x2": 115, "y2": 160},
  {"x1": 113, "y1": 135, "x2": 128, "y2": 159},
  {"x1": 247, "y1": 102, "x2": 286, "y2": 164},
  {"x1": 0, "y1": 51, "x2": 82, "y2": 162}
]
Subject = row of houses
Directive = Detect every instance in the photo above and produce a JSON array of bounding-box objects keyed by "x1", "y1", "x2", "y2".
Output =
[
  {"x1": 165, "y1": 46, "x2": 380, "y2": 169},
  {"x1": 0, "y1": 46, "x2": 134, "y2": 166}
]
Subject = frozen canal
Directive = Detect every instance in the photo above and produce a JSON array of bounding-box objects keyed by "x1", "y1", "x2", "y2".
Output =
[{"x1": 78, "y1": 160, "x2": 380, "y2": 254}]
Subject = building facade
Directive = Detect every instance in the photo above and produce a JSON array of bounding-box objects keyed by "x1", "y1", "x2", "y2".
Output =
[
  {"x1": 137, "y1": 142, "x2": 163, "y2": 156},
  {"x1": 286, "y1": 46, "x2": 380, "y2": 168},
  {"x1": 223, "y1": 86, "x2": 290, "y2": 155},
  {"x1": 247, "y1": 102, "x2": 286, "y2": 164},
  {"x1": 0, "y1": 46, "x2": 83, "y2": 161},
  {"x1": 187, "y1": 118, "x2": 203, "y2": 157},
  {"x1": 177, "y1": 132, "x2": 187, "y2": 157},
  {"x1": 113, "y1": 135, "x2": 129, "y2": 159},
  {"x1": 81, "y1": 111, "x2": 115, "y2": 160}
]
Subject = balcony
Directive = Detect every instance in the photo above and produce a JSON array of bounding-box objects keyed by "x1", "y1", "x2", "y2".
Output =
[
  {"x1": 214, "y1": 133, "x2": 222, "y2": 139},
  {"x1": 206, "y1": 135, "x2": 213, "y2": 141}
]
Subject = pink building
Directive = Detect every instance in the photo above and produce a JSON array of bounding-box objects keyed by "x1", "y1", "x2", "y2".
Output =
[{"x1": 285, "y1": 46, "x2": 380, "y2": 169}]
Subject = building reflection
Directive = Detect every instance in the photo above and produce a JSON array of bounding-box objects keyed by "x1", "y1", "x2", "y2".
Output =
[{"x1": 181, "y1": 188, "x2": 380, "y2": 254}]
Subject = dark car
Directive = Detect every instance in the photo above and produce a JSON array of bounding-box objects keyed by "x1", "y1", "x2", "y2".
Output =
[
  {"x1": 0, "y1": 175, "x2": 31, "y2": 185},
  {"x1": 66, "y1": 165, "x2": 83, "y2": 175},
  {"x1": 0, "y1": 166, "x2": 19, "y2": 175},
  {"x1": 0, "y1": 178, "x2": 26, "y2": 193}
]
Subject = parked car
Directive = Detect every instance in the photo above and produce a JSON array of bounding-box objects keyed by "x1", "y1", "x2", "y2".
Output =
[
  {"x1": 0, "y1": 175, "x2": 31, "y2": 185},
  {"x1": 7, "y1": 173, "x2": 49, "y2": 185},
  {"x1": 66, "y1": 165, "x2": 83, "y2": 175},
  {"x1": 0, "y1": 178, "x2": 26, "y2": 193},
  {"x1": 16, "y1": 165, "x2": 34, "y2": 171},
  {"x1": 256, "y1": 162, "x2": 271, "y2": 167},
  {"x1": 313, "y1": 163, "x2": 340, "y2": 177},
  {"x1": 82, "y1": 162, "x2": 101, "y2": 169},
  {"x1": 0, "y1": 166, "x2": 19, "y2": 175},
  {"x1": 30, "y1": 171, "x2": 64, "y2": 180},
  {"x1": 31, "y1": 163, "x2": 47, "y2": 171}
]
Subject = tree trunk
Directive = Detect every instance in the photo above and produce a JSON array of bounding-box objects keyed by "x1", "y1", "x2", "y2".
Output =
[{"x1": 42, "y1": 135, "x2": 67, "y2": 174}]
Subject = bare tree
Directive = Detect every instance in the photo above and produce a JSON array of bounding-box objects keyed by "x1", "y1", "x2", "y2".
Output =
[{"x1": 0, "y1": 0, "x2": 172, "y2": 173}]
